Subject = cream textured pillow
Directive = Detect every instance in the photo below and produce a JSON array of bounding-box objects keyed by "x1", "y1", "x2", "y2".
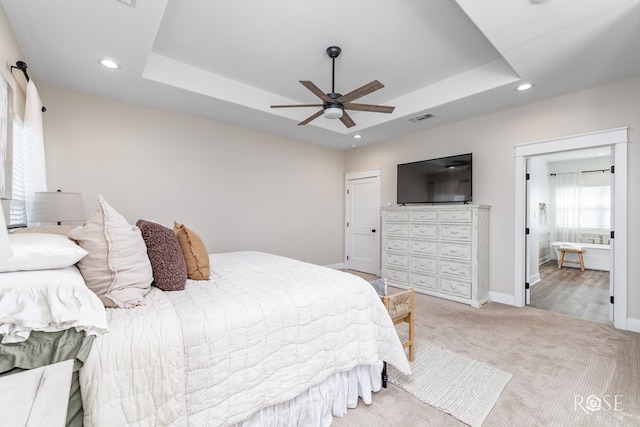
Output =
[
  {"x1": 69, "y1": 196, "x2": 153, "y2": 308},
  {"x1": 173, "y1": 222, "x2": 210, "y2": 280}
]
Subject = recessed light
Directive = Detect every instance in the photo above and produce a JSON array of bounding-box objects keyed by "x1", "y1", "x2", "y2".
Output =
[
  {"x1": 98, "y1": 58, "x2": 120, "y2": 69},
  {"x1": 353, "y1": 134, "x2": 362, "y2": 139},
  {"x1": 516, "y1": 83, "x2": 533, "y2": 91}
]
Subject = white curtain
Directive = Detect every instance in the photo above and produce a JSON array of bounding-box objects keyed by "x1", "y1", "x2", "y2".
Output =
[
  {"x1": 23, "y1": 80, "x2": 47, "y2": 223},
  {"x1": 552, "y1": 172, "x2": 582, "y2": 242}
]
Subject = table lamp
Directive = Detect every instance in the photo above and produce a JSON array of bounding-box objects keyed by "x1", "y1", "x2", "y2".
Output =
[{"x1": 30, "y1": 190, "x2": 86, "y2": 225}]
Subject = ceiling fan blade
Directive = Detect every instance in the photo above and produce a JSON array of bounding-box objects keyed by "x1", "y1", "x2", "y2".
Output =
[
  {"x1": 340, "y1": 111, "x2": 356, "y2": 128},
  {"x1": 298, "y1": 110, "x2": 324, "y2": 126},
  {"x1": 271, "y1": 104, "x2": 324, "y2": 108},
  {"x1": 299, "y1": 81, "x2": 331, "y2": 102},
  {"x1": 337, "y1": 80, "x2": 384, "y2": 104},
  {"x1": 344, "y1": 103, "x2": 395, "y2": 113}
]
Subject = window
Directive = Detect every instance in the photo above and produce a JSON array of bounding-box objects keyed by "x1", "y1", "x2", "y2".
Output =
[
  {"x1": 579, "y1": 186, "x2": 610, "y2": 228},
  {"x1": 580, "y1": 173, "x2": 610, "y2": 229},
  {"x1": 10, "y1": 116, "x2": 26, "y2": 225}
]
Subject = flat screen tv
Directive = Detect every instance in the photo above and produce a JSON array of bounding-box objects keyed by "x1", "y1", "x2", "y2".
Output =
[{"x1": 397, "y1": 153, "x2": 472, "y2": 204}]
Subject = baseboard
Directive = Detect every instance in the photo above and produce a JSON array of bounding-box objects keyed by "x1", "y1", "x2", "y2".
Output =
[
  {"x1": 489, "y1": 291, "x2": 515, "y2": 306},
  {"x1": 626, "y1": 318, "x2": 640, "y2": 333},
  {"x1": 326, "y1": 262, "x2": 346, "y2": 270},
  {"x1": 528, "y1": 273, "x2": 541, "y2": 287}
]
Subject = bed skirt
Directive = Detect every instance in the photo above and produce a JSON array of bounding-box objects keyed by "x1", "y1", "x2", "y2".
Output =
[{"x1": 236, "y1": 361, "x2": 383, "y2": 427}]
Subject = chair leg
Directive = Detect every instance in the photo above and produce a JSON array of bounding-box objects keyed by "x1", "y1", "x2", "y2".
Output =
[{"x1": 408, "y1": 312, "x2": 415, "y2": 362}]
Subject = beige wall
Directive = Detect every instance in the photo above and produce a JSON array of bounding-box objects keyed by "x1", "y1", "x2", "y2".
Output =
[
  {"x1": 0, "y1": 4, "x2": 26, "y2": 117},
  {"x1": 346, "y1": 77, "x2": 640, "y2": 320},
  {"x1": 38, "y1": 84, "x2": 347, "y2": 266}
]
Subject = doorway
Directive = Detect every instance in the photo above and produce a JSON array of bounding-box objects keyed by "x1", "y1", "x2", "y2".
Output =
[
  {"x1": 525, "y1": 148, "x2": 612, "y2": 323},
  {"x1": 345, "y1": 169, "x2": 381, "y2": 275},
  {"x1": 514, "y1": 127, "x2": 628, "y2": 330}
]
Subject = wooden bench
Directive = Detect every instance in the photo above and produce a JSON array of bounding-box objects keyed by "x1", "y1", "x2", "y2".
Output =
[{"x1": 558, "y1": 246, "x2": 585, "y2": 271}]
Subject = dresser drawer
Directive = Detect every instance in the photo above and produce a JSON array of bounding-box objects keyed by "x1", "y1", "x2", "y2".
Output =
[
  {"x1": 439, "y1": 259, "x2": 472, "y2": 280},
  {"x1": 410, "y1": 240, "x2": 438, "y2": 256},
  {"x1": 410, "y1": 210, "x2": 437, "y2": 222},
  {"x1": 410, "y1": 224, "x2": 437, "y2": 239},
  {"x1": 439, "y1": 224, "x2": 472, "y2": 241},
  {"x1": 439, "y1": 277, "x2": 471, "y2": 297},
  {"x1": 385, "y1": 211, "x2": 410, "y2": 221},
  {"x1": 410, "y1": 256, "x2": 437, "y2": 274},
  {"x1": 385, "y1": 223, "x2": 410, "y2": 237},
  {"x1": 439, "y1": 242, "x2": 472, "y2": 260},
  {"x1": 439, "y1": 209, "x2": 472, "y2": 222},
  {"x1": 385, "y1": 253, "x2": 409, "y2": 269},
  {"x1": 386, "y1": 238, "x2": 409, "y2": 252},
  {"x1": 386, "y1": 269, "x2": 409, "y2": 285},
  {"x1": 410, "y1": 272, "x2": 438, "y2": 290}
]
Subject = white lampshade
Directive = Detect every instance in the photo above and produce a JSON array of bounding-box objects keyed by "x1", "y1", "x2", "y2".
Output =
[
  {"x1": 31, "y1": 191, "x2": 86, "y2": 224},
  {"x1": 0, "y1": 207, "x2": 12, "y2": 261},
  {"x1": 323, "y1": 107, "x2": 343, "y2": 119}
]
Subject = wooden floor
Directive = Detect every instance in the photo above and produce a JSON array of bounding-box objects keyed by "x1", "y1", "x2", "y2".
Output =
[{"x1": 529, "y1": 261, "x2": 610, "y2": 324}]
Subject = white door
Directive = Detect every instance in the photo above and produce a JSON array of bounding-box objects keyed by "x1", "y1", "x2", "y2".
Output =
[{"x1": 345, "y1": 170, "x2": 380, "y2": 275}]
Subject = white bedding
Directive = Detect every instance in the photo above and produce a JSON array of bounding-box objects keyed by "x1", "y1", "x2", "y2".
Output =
[
  {"x1": 0, "y1": 266, "x2": 108, "y2": 343},
  {"x1": 80, "y1": 251, "x2": 411, "y2": 426}
]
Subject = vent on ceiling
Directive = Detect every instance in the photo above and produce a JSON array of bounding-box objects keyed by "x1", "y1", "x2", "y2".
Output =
[
  {"x1": 117, "y1": 0, "x2": 136, "y2": 7},
  {"x1": 409, "y1": 113, "x2": 434, "y2": 123}
]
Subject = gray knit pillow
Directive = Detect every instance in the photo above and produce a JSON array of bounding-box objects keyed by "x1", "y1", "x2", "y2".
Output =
[{"x1": 136, "y1": 219, "x2": 187, "y2": 291}]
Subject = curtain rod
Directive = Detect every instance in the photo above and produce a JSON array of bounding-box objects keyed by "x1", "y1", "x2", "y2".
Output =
[
  {"x1": 9, "y1": 61, "x2": 47, "y2": 112},
  {"x1": 549, "y1": 169, "x2": 609, "y2": 176}
]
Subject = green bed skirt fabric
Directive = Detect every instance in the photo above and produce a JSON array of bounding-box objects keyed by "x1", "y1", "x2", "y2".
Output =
[{"x1": 0, "y1": 329, "x2": 95, "y2": 427}]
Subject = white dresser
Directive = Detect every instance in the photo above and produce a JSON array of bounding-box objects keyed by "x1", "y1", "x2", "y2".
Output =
[{"x1": 381, "y1": 205, "x2": 490, "y2": 307}]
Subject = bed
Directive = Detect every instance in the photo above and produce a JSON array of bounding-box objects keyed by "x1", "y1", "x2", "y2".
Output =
[
  {"x1": 0, "y1": 209, "x2": 411, "y2": 426},
  {"x1": 80, "y1": 251, "x2": 411, "y2": 426}
]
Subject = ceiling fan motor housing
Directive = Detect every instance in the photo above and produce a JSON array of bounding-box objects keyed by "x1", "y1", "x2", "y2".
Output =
[{"x1": 326, "y1": 46, "x2": 341, "y2": 58}]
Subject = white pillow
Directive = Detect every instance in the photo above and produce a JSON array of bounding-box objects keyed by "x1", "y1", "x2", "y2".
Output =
[
  {"x1": 0, "y1": 234, "x2": 88, "y2": 273},
  {"x1": 69, "y1": 196, "x2": 153, "y2": 308}
]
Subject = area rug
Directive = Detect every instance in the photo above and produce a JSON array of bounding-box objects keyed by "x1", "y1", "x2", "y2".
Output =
[{"x1": 387, "y1": 339, "x2": 512, "y2": 427}]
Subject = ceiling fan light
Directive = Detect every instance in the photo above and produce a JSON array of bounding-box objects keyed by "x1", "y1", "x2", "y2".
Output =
[{"x1": 324, "y1": 107, "x2": 343, "y2": 119}]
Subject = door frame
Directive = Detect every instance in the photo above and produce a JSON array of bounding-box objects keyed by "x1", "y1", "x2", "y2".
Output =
[
  {"x1": 345, "y1": 168, "x2": 381, "y2": 274},
  {"x1": 514, "y1": 127, "x2": 628, "y2": 330}
]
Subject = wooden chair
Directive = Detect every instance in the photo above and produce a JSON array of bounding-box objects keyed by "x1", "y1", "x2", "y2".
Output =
[
  {"x1": 558, "y1": 246, "x2": 585, "y2": 271},
  {"x1": 381, "y1": 288, "x2": 415, "y2": 362}
]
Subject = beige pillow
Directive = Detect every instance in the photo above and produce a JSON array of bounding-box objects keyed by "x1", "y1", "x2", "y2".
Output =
[
  {"x1": 173, "y1": 222, "x2": 210, "y2": 280},
  {"x1": 13, "y1": 225, "x2": 76, "y2": 236},
  {"x1": 69, "y1": 196, "x2": 153, "y2": 308}
]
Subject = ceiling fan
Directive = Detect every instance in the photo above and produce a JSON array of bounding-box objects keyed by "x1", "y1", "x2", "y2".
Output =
[{"x1": 270, "y1": 46, "x2": 395, "y2": 129}]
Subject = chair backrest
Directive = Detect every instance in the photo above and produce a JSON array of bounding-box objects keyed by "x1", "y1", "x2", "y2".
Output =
[{"x1": 381, "y1": 288, "x2": 414, "y2": 322}]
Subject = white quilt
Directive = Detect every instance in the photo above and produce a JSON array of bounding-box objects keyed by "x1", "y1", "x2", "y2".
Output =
[{"x1": 80, "y1": 251, "x2": 411, "y2": 426}]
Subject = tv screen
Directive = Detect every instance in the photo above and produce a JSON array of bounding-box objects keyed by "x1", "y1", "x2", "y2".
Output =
[{"x1": 397, "y1": 153, "x2": 472, "y2": 204}]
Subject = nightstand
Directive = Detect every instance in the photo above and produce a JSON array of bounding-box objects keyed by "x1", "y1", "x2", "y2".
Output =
[{"x1": 0, "y1": 359, "x2": 74, "y2": 427}]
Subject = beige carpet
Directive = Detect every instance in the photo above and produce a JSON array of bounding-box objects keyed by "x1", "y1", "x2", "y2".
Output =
[{"x1": 332, "y1": 288, "x2": 640, "y2": 427}]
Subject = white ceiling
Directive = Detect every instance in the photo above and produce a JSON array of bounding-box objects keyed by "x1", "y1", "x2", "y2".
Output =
[{"x1": 3, "y1": 0, "x2": 640, "y2": 150}]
